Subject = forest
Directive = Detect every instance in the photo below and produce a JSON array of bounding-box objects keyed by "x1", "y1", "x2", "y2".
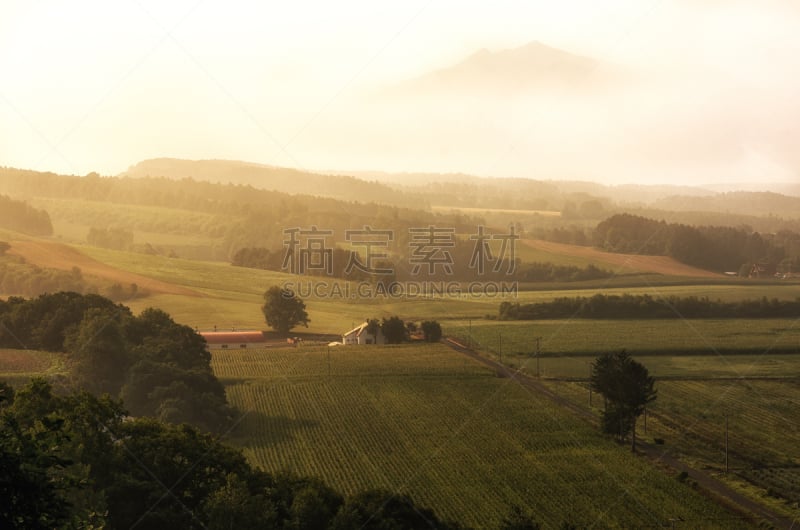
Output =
[
  {"x1": 0, "y1": 194, "x2": 53, "y2": 236},
  {"x1": 593, "y1": 213, "x2": 800, "y2": 273},
  {"x1": 0, "y1": 292, "x2": 231, "y2": 432},
  {"x1": 232, "y1": 242, "x2": 613, "y2": 283}
]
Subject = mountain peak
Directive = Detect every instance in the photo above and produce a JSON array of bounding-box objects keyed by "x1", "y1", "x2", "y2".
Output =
[{"x1": 382, "y1": 41, "x2": 619, "y2": 97}]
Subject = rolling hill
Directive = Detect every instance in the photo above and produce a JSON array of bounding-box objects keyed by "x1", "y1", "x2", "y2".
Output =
[{"x1": 122, "y1": 158, "x2": 423, "y2": 208}]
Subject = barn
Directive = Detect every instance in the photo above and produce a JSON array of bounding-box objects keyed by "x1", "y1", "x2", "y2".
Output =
[{"x1": 200, "y1": 331, "x2": 269, "y2": 350}]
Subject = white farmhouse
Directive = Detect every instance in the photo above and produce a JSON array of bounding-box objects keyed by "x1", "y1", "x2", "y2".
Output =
[{"x1": 343, "y1": 321, "x2": 385, "y2": 345}]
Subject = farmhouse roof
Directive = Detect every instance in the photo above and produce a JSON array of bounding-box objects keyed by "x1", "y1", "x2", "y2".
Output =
[
  {"x1": 201, "y1": 331, "x2": 267, "y2": 344},
  {"x1": 343, "y1": 322, "x2": 369, "y2": 337}
]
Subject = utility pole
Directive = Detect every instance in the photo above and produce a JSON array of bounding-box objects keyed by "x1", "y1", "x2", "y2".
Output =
[
  {"x1": 725, "y1": 413, "x2": 729, "y2": 473},
  {"x1": 327, "y1": 345, "x2": 331, "y2": 377},
  {"x1": 498, "y1": 332, "x2": 502, "y2": 364},
  {"x1": 468, "y1": 319, "x2": 472, "y2": 349},
  {"x1": 588, "y1": 362, "x2": 592, "y2": 406},
  {"x1": 535, "y1": 337, "x2": 541, "y2": 377}
]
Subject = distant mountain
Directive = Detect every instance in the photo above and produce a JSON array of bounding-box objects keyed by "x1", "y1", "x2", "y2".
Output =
[
  {"x1": 122, "y1": 159, "x2": 424, "y2": 208},
  {"x1": 379, "y1": 41, "x2": 623, "y2": 97}
]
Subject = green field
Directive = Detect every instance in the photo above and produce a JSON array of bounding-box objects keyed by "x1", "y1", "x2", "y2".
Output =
[
  {"x1": 211, "y1": 343, "x2": 749, "y2": 528},
  {"x1": 68, "y1": 244, "x2": 800, "y2": 339},
  {"x1": 540, "y1": 376, "x2": 800, "y2": 521},
  {"x1": 447, "y1": 318, "x2": 800, "y2": 360}
]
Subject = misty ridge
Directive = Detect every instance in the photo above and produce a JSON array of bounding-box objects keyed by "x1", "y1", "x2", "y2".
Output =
[{"x1": 277, "y1": 40, "x2": 800, "y2": 186}]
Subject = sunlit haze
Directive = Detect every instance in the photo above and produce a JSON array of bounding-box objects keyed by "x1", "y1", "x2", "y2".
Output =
[{"x1": 2, "y1": 0, "x2": 799, "y2": 185}]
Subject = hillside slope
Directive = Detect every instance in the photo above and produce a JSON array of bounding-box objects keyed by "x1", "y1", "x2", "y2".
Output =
[
  {"x1": 7, "y1": 240, "x2": 200, "y2": 296},
  {"x1": 122, "y1": 158, "x2": 422, "y2": 207},
  {"x1": 521, "y1": 239, "x2": 723, "y2": 278}
]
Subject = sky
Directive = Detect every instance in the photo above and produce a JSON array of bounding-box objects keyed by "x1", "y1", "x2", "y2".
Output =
[{"x1": 1, "y1": 0, "x2": 799, "y2": 185}]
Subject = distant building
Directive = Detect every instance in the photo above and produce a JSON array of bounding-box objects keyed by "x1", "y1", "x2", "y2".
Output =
[
  {"x1": 201, "y1": 331, "x2": 269, "y2": 350},
  {"x1": 749, "y1": 262, "x2": 777, "y2": 279},
  {"x1": 343, "y1": 321, "x2": 385, "y2": 345}
]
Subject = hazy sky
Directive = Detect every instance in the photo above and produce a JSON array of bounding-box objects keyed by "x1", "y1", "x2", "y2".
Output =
[{"x1": 1, "y1": 0, "x2": 798, "y2": 185}]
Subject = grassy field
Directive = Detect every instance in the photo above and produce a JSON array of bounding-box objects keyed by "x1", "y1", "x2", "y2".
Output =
[
  {"x1": 64, "y1": 243, "x2": 800, "y2": 334},
  {"x1": 446, "y1": 318, "x2": 800, "y2": 360},
  {"x1": 539, "y1": 377, "x2": 800, "y2": 521},
  {"x1": 212, "y1": 343, "x2": 750, "y2": 528}
]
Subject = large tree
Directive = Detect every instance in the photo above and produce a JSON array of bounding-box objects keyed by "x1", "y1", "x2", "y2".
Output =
[
  {"x1": 261, "y1": 286, "x2": 310, "y2": 335},
  {"x1": 590, "y1": 350, "x2": 656, "y2": 451},
  {"x1": 420, "y1": 320, "x2": 442, "y2": 343},
  {"x1": 381, "y1": 316, "x2": 407, "y2": 344}
]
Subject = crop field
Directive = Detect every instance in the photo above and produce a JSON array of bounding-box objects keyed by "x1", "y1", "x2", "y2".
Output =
[
  {"x1": 539, "y1": 377, "x2": 800, "y2": 521},
  {"x1": 446, "y1": 318, "x2": 800, "y2": 359},
  {"x1": 0, "y1": 348, "x2": 65, "y2": 386},
  {"x1": 212, "y1": 343, "x2": 749, "y2": 528}
]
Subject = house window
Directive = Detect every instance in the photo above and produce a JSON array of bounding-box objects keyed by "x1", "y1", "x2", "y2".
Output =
[
  {"x1": 240, "y1": 344, "x2": 247, "y2": 348},
  {"x1": 221, "y1": 344, "x2": 228, "y2": 349}
]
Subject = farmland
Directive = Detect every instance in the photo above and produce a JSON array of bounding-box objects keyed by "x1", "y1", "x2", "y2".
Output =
[
  {"x1": 446, "y1": 318, "x2": 800, "y2": 358},
  {"x1": 0, "y1": 348, "x2": 65, "y2": 386},
  {"x1": 3, "y1": 233, "x2": 799, "y2": 525},
  {"x1": 211, "y1": 343, "x2": 750, "y2": 528},
  {"x1": 537, "y1": 377, "x2": 800, "y2": 522}
]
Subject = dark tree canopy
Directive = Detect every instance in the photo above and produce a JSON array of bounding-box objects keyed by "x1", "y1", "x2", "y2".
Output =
[
  {"x1": 590, "y1": 351, "x2": 656, "y2": 450},
  {"x1": 0, "y1": 293, "x2": 232, "y2": 432},
  {"x1": 381, "y1": 316, "x2": 407, "y2": 344},
  {"x1": 421, "y1": 320, "x2": 443, "y2": 343},
  {"x1": 261, "y1": 286, "x2": 310, "y2": 335},
  {"x1": 365, "y1": 318, "x2": 381, "y2": 344}
]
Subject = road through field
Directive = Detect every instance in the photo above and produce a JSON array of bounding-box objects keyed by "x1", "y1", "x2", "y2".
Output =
[
  {"x1": 7, "y1": 240, "x2": 200, "y2": 297},
  {"x1": 443, "y1": 338, "x2": 797, "y2": 529},
  {"x1": 521, "y1": 239, "x2": 724, "y2": 278}
]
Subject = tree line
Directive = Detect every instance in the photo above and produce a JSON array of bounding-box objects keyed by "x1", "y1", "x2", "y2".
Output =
[
  {"x1": 593, "y1": 213, "x2": 800, "y2": 272},
  {"x1": 0, "y1": 194, "x2": 53, "y2": 236},
  {"x1": 499, "y1": 294, "x2": 800, "y2": 320},
  {"x1": 0, "y1": 292, "x2": 232, "y2": 432},
  {"x1": 0, "y1": 168, "x2": 482, "y2": 261},
  {"x1": 236, "y1": 241, "x2": 613, "y2": 284}
]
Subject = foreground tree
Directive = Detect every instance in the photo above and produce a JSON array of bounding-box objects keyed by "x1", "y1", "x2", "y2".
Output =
[
  {"x1": 590, "y1": 350, "x2": 656, "y2": 451},
  {"x1": 65, "y1": 307, "x2": 129, "y2": 395},
  {"x1": 261, "y1": 286, "x2": 310, "y2": 335}
]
